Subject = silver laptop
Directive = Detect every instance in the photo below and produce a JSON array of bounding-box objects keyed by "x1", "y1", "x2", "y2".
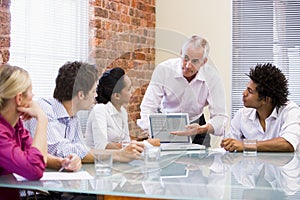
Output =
[{"x1": 148, "y1": 113, "x2": 205, "y2": 151}]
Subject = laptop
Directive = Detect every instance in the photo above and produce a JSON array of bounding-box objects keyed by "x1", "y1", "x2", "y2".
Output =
[{"x1": 148, "y1": 113, "x2": 206, "y2": 151}]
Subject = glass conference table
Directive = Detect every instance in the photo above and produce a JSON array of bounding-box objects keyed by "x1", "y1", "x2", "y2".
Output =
[{"x1": 0, "y1": 149, "x2": 300, "y2": 200}]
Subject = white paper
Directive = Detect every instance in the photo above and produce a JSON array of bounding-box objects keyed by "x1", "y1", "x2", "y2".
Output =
[{"x1": 13, "y1": 171, "x2": 93, "y2": 181}]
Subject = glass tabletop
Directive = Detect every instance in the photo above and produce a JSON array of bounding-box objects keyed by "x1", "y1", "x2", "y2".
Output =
[{"x1": 0, "y1": 150, "x2": 299, "y2": 199}]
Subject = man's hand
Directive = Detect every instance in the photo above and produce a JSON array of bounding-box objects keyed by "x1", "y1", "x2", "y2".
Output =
[
  {"x1": 221, "y1": 138, "x2": 243, "y2": 152},
  {"x1": 61, "y1": 154, "x2": 82, "y2": 172},
  {"x1": 170, "y1": 123, "x2": 209, "y2": 136}
]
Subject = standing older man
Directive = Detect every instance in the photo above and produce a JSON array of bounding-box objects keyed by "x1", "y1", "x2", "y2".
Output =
[{"x1": 138, "y1": 35, "x2": 228, "y2": 147}]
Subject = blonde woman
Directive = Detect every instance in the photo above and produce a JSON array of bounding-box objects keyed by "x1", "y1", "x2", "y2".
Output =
[{"x1": 0, "y1": 64, "x2": 48, "y2": 199}]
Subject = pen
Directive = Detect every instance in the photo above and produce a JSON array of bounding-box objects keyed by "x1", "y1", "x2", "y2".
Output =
[
  {"x1": 58, "y1": 166, "x2": 65, "y2": 172},
  {"x1": 58, "y1": 156, "x2": 76, "y2": 172}
]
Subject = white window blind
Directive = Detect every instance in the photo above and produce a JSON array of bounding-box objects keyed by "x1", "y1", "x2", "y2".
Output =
[
  {"x1": 232, "y1": 0, "x2": 300, "y2": 117},
  {"x1": 9, "y1": 0, "x2": 89, "y2": 98}
]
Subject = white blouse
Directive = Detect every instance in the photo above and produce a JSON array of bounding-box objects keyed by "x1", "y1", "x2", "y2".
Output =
[{"x1": 85, "y1": 102, "x2": 130, "y2": 149}]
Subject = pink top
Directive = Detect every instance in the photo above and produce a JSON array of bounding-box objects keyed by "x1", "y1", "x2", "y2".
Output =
[{"x1": 0, "y1": 115, "x2": 46, "y2": 200}]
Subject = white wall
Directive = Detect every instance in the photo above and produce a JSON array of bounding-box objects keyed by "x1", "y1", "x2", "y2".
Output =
[{"x1": 155, "y1": 0, "x2": 232, "y2": 147}]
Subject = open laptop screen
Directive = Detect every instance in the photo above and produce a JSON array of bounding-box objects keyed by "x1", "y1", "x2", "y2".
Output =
[{"x1": 148, "y1": 113, "x2": 190, "y2": 143}]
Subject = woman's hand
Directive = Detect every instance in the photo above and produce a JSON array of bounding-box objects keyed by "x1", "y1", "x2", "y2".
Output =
[
  {"x1": 117, "y1": 141, "x2": 144, "y2": 162},
  {"x1": 17, "y1": 101, "x2": 46, "y2": 121}
]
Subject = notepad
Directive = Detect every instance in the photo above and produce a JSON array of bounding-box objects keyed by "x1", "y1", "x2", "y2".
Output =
[{"x1": 13, "y1": 171, "x2": 93, "y2": 181}]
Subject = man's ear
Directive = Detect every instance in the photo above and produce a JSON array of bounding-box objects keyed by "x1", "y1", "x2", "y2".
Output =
[
  {"x1": 202, "y1": 57, "x2": 208, "y2": 65},
  {"x1": 78, "y1": 91, "x2": 85, "y2": 100},
  {"x1": 265, "y1": 96, "x2": 272, "y2": 104}
]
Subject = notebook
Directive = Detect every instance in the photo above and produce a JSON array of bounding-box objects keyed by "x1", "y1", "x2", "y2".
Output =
[{"x1": 148, "y1": 113, "x2": 206, "y2": 151}]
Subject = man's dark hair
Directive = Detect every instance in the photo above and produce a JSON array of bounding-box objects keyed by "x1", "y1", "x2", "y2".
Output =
[
  {"x1": 53, "y1": 61, "x2": 98, "y2": 102},
  {"x1": 96, "y1": 67, "x2": 125, "y2": 104},
  {"x1": 247, "y1": 63, "x2": 289, "y2": 108}
]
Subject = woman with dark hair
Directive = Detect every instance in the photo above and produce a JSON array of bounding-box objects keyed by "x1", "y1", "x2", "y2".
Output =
[{"x1": 85, "y1": 67, "x2": 132, "y2": 149}]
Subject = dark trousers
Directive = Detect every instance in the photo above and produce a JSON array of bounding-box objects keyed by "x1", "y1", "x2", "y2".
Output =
[{"x1": 192, "y1": 114, "x2": 211, "y2": 147}]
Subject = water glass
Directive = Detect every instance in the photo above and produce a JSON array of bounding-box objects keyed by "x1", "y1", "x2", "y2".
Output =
[
  {"x1": 243, "y1": 139, "x2": 257, "y2": 156},
  {"x1": 144, "y1": 146, "x2": 161, "y2": 165},
  {"x1": 94, "y1": 151, "x2": 113, "y2": 176}
]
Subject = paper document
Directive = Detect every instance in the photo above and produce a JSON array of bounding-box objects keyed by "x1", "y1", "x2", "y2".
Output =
[{"x1": 13, "y1": 171, "x2": 93, "y2": 181}]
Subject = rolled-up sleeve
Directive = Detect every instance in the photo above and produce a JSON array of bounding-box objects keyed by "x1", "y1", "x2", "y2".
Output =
[{"x1": 280, "y1": 104, "x2": 300, "y2": 151}]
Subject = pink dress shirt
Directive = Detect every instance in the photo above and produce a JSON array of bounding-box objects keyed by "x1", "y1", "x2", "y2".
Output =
[{"x1": 0, "y1": 115, "x2": 45, "y2": 200}]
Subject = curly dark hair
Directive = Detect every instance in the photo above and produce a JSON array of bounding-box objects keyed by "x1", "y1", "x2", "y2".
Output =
[
  {"x1": 53, "y1": 61, "x2": 98, "y2": 102},
  {"x1": 247, "y1": 63, "x2": 289, "y2": 108},
  {"x1": 96, "y1": 67, "x2": 125, "y2": 104}
]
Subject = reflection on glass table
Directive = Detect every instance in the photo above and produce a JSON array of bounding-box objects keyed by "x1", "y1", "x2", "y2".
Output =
[{"x1": 0, "y1": 151, "x2": 299, "y2": 199}]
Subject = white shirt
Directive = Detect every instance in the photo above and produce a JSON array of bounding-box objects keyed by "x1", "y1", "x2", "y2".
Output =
[
  {"x1": 228, "y1": 101, "x2": 300, "y2": 151},
  {"x1": 137, "y1": 58, "x2": 228, "y2": 136},
  {"x1": 85, "y1": 102, "x2": 130, "y2": 149}
]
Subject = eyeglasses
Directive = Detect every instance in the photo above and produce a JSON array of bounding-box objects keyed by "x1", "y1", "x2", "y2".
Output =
[{"x1": 182, "y1": 54, "x2": 203, "y2": 66}]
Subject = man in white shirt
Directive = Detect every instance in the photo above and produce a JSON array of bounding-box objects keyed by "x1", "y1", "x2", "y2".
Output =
[
  {"x1": 221, "y1": 63, "x2": 300, "y2": 152},
  {"x1": 137, "y1": 35, "x2": 228, "y2": 147}
]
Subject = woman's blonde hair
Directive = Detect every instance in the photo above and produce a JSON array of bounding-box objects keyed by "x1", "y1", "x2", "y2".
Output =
[{"x1": 0, "y1": 64, "x2": 31, "y2": 109}]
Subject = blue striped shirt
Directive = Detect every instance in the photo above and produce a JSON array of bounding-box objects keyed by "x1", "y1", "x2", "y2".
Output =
[{"x1": 25, "y1": 98, "x2": 90, "y2": 159}]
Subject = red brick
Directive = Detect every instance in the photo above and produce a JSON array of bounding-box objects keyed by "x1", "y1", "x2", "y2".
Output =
[
  {"x1": 131, "y1": 0, "x2": 137, "y2": 8},
  {"x1": 131, "y1": 17, "x2": 140, "y2": 26},
  {"x1": 0, "y1": 0, "x2": 11, "y2": 8},
  {"x1": 90, "y1": 0, "x2": 155, "y2": 133},
  {"x1": 1, "y1": 49, "x2": 9, "y2": 63},
  {"x1": 0, "y1": 23, "x2": 10, "y2": 35},
  {"x1": 119, "y1": 5, "x2": 128, "y2": 15},
  {"x1": 0, "y1": 10, "x2": 10, "y2": 22},
  {"x1": 0, "y1": 36, "x2": 10, "y2": 47},
  {"x1": 108, "y1": 11, "x2": 119, "y2": 20},
  {"x1": 133, "y1": 52, "x2": 145, "y2": 60},
  {"x1": 94, "y1": 7, "x2": 108, "y2": 18},
  {"x1": 121, "y1": 0, "x2": 130, "y2": 6},
  {"x1": 120, "y1": 14, "x2": 130, "y2": 24},
  {"x1": 92, "y1": 19, "x2": 102, "y2": 28}
]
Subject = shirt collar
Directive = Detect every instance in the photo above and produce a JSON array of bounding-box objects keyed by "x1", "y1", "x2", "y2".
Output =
[
  {"x1": 249, "y1": 107, "x2": 278, "y2": 121},
  {"x1": 51, "y1": 98, "x2": 77, "y2": 120},
  {"x1": 269, "y1": 107, "x2": 279, "y2": 119},
  {"x1": 106, "y1": 101, "x2": 124, "y2": 116},
  {"x1": 249, "y1": 109, "x2": 257, "y2": 121}
]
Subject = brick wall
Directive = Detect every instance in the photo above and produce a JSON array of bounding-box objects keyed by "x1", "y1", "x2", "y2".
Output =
[
  {"x1": 90, "y1": 0, "x2": 156, "y2": 139},
  {"x1": 0, "y1": 0, "x2": 10, "y2": 64},
  {"x1": 2, "y1": 0, "x2": 155, "y2": 138}
]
